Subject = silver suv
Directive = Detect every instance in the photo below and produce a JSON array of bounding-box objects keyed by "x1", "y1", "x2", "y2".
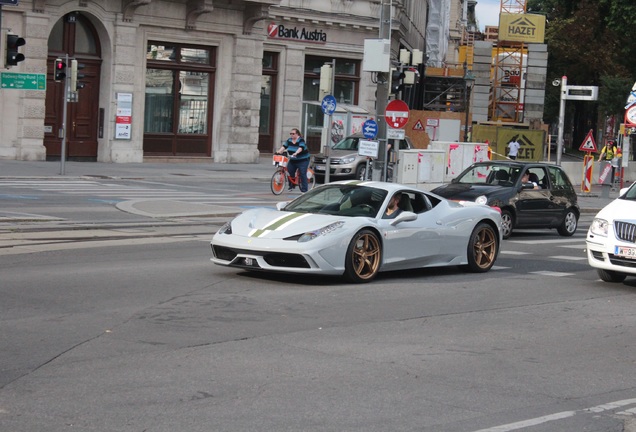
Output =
[{"x1": 312, "y1": 133, "x2": 413, "y2": 181}]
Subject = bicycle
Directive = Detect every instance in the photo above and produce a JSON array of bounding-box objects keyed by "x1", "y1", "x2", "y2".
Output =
[{"x1": 271, "y1": 152, "x2": 316, "y2": 195}]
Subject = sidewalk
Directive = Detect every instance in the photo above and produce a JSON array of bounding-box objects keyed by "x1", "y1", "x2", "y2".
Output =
[{"x1": 0, "y1": 158, "x2": 623, "y2": 218}]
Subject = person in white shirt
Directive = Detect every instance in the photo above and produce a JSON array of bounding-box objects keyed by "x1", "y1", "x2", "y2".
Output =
[{"x1": 507, "y1": 138, "x2": 520, "y2": 160}]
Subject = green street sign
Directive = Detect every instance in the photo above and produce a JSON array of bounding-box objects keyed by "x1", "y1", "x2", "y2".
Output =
[{"x1": 1, "y1": 72, "x2": 46, "y2": 90}]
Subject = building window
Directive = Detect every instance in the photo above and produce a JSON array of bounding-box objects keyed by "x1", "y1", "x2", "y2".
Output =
[
  {"x1": 303, "y1": 56, "x2": 359, "y2": 105},
  {"x1": 144, "y1": 42, "x2": 216, "y2": 156}
]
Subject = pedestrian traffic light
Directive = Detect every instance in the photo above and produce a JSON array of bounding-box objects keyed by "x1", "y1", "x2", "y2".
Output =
[
  {"x1": 70, "y1": 59, "x2": 85, "y2": 92},
  {"x1": 390, "y1": 67, "x2": 405, "y2": 95},
  {"x1": 54, "y1": 58, "x2": 66, "y2": 82},
  {"x1": 5, "y1": 32, "x2": 25, "y2": 68}
]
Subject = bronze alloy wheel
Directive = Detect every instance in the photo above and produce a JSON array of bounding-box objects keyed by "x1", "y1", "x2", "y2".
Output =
[
  {"x1": 344, "y1": 229, "x2": 381, "y2": 283},
  {"x1": 467, "y1": 222, "x2": 498, "y2": 272}
]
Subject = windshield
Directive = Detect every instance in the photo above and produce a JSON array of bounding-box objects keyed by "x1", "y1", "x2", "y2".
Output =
[
  {"x1": 456, "y1": 163, "x2": 523, "y2": 186},
  {"x1": 620, "y1": 183, "x2": 636, "y2": 201},
  {"x1": 284, "y1": 184, "x2": 387, "y2": 218},
  {"x1": 332, "y1": 137, "x2": 359, "y2": 151}
]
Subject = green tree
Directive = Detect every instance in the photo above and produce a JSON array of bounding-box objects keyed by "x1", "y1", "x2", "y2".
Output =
[{"x1": 527, "y1": 0, "x2": 635, "y2": 142}]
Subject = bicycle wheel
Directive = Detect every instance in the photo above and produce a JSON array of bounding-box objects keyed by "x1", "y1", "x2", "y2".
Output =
[
  {"x1": 271, "y1": 169, "x2": 286, "y2": 195},
  {"x1": 307, "y1": 168, "x2": 316, "y2": 190}
]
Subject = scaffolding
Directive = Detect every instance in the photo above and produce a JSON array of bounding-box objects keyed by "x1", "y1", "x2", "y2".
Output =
[{"x1": 490, "y1": 0, "x2": 526, "y2": 122}]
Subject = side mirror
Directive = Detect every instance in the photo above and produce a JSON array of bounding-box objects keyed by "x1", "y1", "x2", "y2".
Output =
[
  {"x1": 276, "y1": 202, "x2": 288, "y2": 210},
  {"x1": 390, "y1": 211, "x2": 417, "y2": 226}
]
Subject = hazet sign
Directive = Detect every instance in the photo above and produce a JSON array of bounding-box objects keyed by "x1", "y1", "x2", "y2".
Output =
[{"x1": 499, "y1": 13, "x2": 546, "y2": 43}]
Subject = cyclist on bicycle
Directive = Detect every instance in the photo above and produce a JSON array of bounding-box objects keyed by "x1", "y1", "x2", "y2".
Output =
[{"x1": 276, "y1": 128, "x2": 310, "y2": 192}]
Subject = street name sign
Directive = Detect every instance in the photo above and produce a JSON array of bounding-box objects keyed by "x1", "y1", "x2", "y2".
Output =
[
  {"x1": 565, "y1": 85, "x2": 598, "y2": 101},
  {"x1": 1, "y1": 72, "x2": 46, "y2": 90}
]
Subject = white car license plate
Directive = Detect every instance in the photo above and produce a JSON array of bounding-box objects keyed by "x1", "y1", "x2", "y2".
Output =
[
  {"x1": 615, "y1": 246, "x2": 636, "y2": 259},
  {"x1": 315, "y1": 165, "x2": 325, "y2": 171}
]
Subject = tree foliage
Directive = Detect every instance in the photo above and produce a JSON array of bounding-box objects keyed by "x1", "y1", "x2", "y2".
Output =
[{"x1": 527, "y1": 0, "x2": 636, "y2": 124}]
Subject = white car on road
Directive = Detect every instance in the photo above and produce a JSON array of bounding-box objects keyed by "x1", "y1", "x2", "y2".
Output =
[{"x1": 586, "y1": 182, "x2": 636, "y2": 282}]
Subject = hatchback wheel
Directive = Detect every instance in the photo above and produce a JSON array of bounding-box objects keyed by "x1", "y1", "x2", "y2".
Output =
[
  {"x1": 500, "y1": 210, "x2": 513, "y2": 239},
  {"x1": 557, "y1": 209, "x2": 578, "y2": 236}
]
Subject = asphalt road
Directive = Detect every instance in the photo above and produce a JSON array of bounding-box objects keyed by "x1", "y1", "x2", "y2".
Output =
[
  {"x1": 3, "y1": 226, "x2": 636, "y2": 430},
  {"x1": 2, "y1": 171, "x2": 636, "y2": 431}
]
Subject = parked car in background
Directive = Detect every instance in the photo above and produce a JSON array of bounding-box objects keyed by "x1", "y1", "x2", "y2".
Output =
[
  {"x1": 312, "y1": 134, "x2": 413, "y2": 181},
  {"x1": 586, "y1": 182, "x2": 636, "y2": 283},
  {"x1": 211, "y1": 181, "x2": 502, "y2": 283},
  {"x1": 431, "y1": 161, "x2": 580, "y2": 239}
]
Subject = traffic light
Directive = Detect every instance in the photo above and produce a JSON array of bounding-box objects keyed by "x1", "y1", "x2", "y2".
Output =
[
  {"x1": 70, "y1": 59, "x2": 85, "y2": 92},
  {"x1": 319, "y1": 63, "x2": 332, "y2": 100},
  {"x1": 5, "y1": 32, "x2": 26, "y2": 68},
  {"x1": 390, "y1": 67, "x2": 405, "y2": 95},
  {"x1": 54, "y1": 58, "x2": 66, "y2": 82}
]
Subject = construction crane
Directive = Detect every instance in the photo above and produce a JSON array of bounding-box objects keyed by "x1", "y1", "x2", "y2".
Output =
[{"x1": 490, "y1": 0, "x2": 527, "y2": 122}]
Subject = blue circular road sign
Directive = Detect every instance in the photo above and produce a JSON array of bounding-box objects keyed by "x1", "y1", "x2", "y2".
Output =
[
  {"x1": 321, "y1": 95, "x2": 337, "y2": 115},
  {"x1": 362, "y1": 119, "x2": 378, "y2": 139}
]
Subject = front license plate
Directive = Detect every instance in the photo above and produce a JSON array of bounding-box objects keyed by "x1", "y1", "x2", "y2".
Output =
[
  {"x1": 242, "y1": 257, "x2": 260, "y2": 267},
  {"x1": 615, "y1": 246, "x2": 636, "y2": 259},
  {"x1": 315, "y1": 165, "x2": 325, "y2": 171}
]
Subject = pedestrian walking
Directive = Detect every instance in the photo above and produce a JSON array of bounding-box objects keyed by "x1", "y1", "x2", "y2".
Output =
[
  {"x1": 598, "y1": 140, "x2": 619, "y2": 184},
  {"x1": 507, "y1": 138, "x2": 520, "y2": 160}
]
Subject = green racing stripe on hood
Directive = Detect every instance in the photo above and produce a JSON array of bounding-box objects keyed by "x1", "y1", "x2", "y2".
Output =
[{"x1": 250, "y1": 212, "x2": 305, "y2": 237}]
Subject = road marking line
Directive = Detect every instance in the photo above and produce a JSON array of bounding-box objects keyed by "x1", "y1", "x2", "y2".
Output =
[
  {"x1": 530, "y1": 270, "x2": 574, "y2": 277},
  {"x1": 473, "y1": 398, "x2": 636, "y2": 432},
  {"x1": 507, "y1": 239, "x2": 585, "y2": 245},
  {"x1": 548, "y1": 255, "x2": 587, "y2": 261}
]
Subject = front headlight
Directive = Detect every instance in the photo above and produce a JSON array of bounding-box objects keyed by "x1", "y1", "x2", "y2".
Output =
[
  {"x1": 297, "y1": 221, "x2": 345, "y2": 243},
  {"x1": 590, "y1": 218, "x2": 609, "y2": 237},
  {"x1": 341, "y1": 156, "x2": 356, "y2": 164},
  {"x1": 217, "y1": 221, "x2": 232, "y2": 235},
  {"x1": 475, "y1": 195, "x2": 488, "y2": 205}
]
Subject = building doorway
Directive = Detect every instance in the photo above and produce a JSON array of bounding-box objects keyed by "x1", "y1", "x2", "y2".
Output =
[
  {"x1": 258, "y1": 52, "x2": 278, "y2": 153},
  {"x1": 45, "y1": 12, "x2": 101, "y2": 160}
]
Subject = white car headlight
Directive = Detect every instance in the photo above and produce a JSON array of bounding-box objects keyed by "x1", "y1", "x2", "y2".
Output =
[
  {"x1": 475, "y1": 195, "x2": 488, "y2": 205},
  {"x1": 590, "y1": 218, "x2": 609, "y2": 237},
  {"x1": 298, "y1": 221, "x2": 345, "y2": 243},
  {"x1": 217, "y1": 221, "x2": 232, "y2": 235}
]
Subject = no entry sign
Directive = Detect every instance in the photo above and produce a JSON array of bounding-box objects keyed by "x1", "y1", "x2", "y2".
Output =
[{"x1": 385, "y1": 99, "x2": 410, "y2": 129}]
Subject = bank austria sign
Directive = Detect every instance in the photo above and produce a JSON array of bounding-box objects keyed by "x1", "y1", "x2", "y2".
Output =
[{"x1": 268, "y1": 23, "x2": 327, "y2": 44}]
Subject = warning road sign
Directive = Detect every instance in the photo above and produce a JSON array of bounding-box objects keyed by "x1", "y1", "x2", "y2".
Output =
[{"x1": 579, "y1": 129, "x2": 597, "y2": 152}]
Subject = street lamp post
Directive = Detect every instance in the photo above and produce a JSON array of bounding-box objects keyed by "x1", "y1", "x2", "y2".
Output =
[{"x1": 463, "y1": 62, "x2": 475, "y2": 142}]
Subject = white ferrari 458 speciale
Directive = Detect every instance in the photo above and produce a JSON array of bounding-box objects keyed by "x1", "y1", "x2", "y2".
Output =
[{"x1": 211, "y1": 181, "x2": 503, "y2": 283}]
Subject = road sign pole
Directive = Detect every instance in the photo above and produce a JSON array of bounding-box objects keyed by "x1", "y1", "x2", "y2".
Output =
[
  {"x1": 60, "y1": 53, "x2": 69, "y2": 175},
  {"x1": 556, "y1": 76, "x2": 567, "y2": 166},
  {"x1": 324, "y1": 58, "x2": 336, "y2": 184},
  {"x1": 372, "y1": 0, "x2": 391, "y2": 181}
]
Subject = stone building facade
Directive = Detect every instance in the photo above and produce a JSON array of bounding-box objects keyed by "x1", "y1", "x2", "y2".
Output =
[{"x1": 0, "y1": 0, "x2": 427, "y2": 164}]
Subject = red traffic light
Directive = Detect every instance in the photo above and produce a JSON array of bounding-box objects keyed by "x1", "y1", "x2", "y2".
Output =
[{"x1": 54, "y1": 58, "x2": 66, "y2": 82}]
